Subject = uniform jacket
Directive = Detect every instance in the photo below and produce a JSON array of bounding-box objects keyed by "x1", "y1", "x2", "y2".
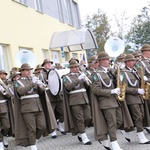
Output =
[
  {"x1": 122, "y1": 66, "x2": 142, "y2": 105},
  {"x1": 92, "y1": 66, "x2": 119, "y2": 109},
  {"x1": 136, "y1": 57, "x2": 150, "y2": 79},
  {"x1": 15, "y1": 77, "x2": 43, "y2": 113},
  {"x1": 63, "y1": 72, "x2": 89, "y2": 106}
]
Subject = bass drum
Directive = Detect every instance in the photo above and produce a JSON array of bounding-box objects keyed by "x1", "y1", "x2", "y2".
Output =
[{"x1": 48, "y1": 69, "x2": 70, "y2": 96}]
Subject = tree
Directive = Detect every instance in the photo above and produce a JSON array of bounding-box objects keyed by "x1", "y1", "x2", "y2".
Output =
[
  {"x1": 83, "y1": 9, "x2": 111, "y2": 53},
  {"x1": 125, "y1": 1, "x2": 150, "y2": 51}
]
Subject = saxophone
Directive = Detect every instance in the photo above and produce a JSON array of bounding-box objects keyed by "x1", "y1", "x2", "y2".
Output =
[
  {"x1": 116, "y1": 66, "x2": 126, "y2": 101},
  {"x1": 139, "y1": 66, "x2": 150, "y2": 100}
]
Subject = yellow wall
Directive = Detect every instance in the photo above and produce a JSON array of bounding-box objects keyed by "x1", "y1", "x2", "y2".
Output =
[{"x1": 0, "y1": 0, "x2": 86, "y2": 70}]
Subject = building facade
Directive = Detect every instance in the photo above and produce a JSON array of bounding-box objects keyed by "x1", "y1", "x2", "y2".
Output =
[{"x1": 0, "y1": 0, "x2": 86, "y2": 74}]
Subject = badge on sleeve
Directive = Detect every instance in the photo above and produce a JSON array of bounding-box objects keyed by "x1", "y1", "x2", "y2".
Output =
[
  {"x1": 63, "y1": 76, "x2": 67, "y2": 83},
  {"x1": 93, "y1": 74, "x2": 98, "y2": 81},
  {"x1": 15, "y1": 82, "x2": 19, "y2": 88}
]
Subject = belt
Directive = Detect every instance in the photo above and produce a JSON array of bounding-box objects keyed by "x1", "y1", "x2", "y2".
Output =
[
  {"x1": 69, "y1": 88, "x2": 86, "y2": 94},
  {"x1": 20, "y1": 94, "x2": 39, "y2": 100},
  {"x1": 0, "y1": 100, "x2": 7, "y2": 103}
]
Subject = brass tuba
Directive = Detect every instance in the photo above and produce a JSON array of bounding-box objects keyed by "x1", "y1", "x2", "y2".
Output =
[
  {"x1": 116, "y1": 66, "x2": 126, "y2": 101},
  {"x1": 15, "y1": 50, "x2": 36, "y2": 68},
  {"x1": 104, "y1": 37, "x2": 126, "y2": 101},
  {"x1": 139, "y1": 66, "x2": 150, "y2": 100}
]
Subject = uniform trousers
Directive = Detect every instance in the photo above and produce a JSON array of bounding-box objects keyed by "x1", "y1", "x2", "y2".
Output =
[
  {"x1": 102, "y1": 107, "x2": 123, "y2": 142},
  {"x1": 22, "y1": 111, "x2": 46, "y2": 145},
  {"x1": 0, "y1": 112, "x2": 10, "y2": 141},
  {"x1": 51, "y1": 100, "x2": 64, "y2": 123},
  {"x1": 70, "y1": 104, "x2": 91, "y2": 134},
  {"x1": 128, "y1": 104, "x2": 144, "y2": 132}
]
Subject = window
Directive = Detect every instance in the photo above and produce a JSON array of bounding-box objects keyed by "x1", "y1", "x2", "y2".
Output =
[
  {"x1": 34, "y1": 0, "x2": 43, "y2": 12},
  {"x1": 64, "y1": 0, "x2": 73, "y2": 25},
  {"x1": 0, "y1": 45, "x2": 10, "y2": 74},
  {"x1": 57, "y1": 0, "x2": 64, "y2": 22},
  {"x1": 42, "y1": 49, "x2": 49, "y2": 60},
  {"x1": 14, "y1": 0, "x2": 27, "y2": 5},
  {"x1": 72, "y1": 1, "x2": 81, "y2": 28},
  {"x1": 72, "y1": 53, "x2": 77, "y2": 59},
  {"x1": 64, "y1": 52, "x2": 69, "y2": 61}
]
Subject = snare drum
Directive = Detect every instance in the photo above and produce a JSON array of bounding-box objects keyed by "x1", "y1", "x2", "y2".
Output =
[{"x1": 48, "y1": 69, "x2": 70, "y2": 96}]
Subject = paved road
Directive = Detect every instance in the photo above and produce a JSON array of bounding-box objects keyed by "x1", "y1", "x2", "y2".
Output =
[{"x1": 8, "y1": 127, "x2": 150, "y2": 150}]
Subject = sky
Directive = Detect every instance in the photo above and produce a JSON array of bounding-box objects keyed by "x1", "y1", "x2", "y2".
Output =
[{"x1": 78, "y1": 0, "x2": 149, "y2": 26}]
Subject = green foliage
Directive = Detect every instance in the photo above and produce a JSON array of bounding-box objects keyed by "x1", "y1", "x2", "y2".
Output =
[
  {"x1": 83, "y1": 9, "x2": 111, "y2": 53},
  {"x1": 125, "y1": 1, "x2": 150, "y2": 50}
]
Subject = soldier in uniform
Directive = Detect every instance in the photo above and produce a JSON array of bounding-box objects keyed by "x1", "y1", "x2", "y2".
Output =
[
  {"x1": 136, "y1": 44, "x2": 150, "y2": 134},
  {"x1": 92, "y1": 52, "x2": 123, "y2": 150},
  {"x1": 0, "y1": 73, "x2": 11, "y2": 150},
  {"x1": 14, "y1": 63, "x2": 46, "y2": 150},
  {"x1": 115, "y1": 53, "x2": 126, "y2": 70},
  {"x1": 87, "y1": 55, "x2": 99, "y2": 78},
  {"x1": 40, "y1": 59, "x2": 65, "y2": 138},
  {"x1": 122, "y1": 54, "x2": 150, "y2": 144},
  {"x1": 132, "y1": 51, "x2": 141, "y2": 68},
  {"x1": 86, "y1": 55, "x2": 99, "y2": 127},
  {"x1": 62, "y1": 59, "x2": 92, "y2": 145},
  {"x1": 0, "y1": 70, "x2": 8, "y2": 85},
  {"x1": 8, "y1": 71, "x2": 21, "y2": 96}
]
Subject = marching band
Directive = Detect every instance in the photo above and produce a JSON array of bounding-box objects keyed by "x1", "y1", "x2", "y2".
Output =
[{"x1": 0, "y1": 44, "x2": 150, "y2": 150}]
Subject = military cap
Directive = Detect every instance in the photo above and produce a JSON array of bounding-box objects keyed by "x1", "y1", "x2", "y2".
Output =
[
  {"x1": 69, "y1": 58, "x2": 79, "y2": 64},
  {"x1": 97, "y1": 52, "x2": 110, "y2": 60},
  {"x1": 20, "y1": 63, "x2": 33, "y2": 71},
  {"x1": 42, "y1": 59, "x2": 53, "y2": 66},
  {"x1": 118, "y1": 53, "x2": 126, "y2": 59},
  {"x1": 88, "y1": 55, "x2": 98, "y2": 64},
  {"x1": 68, "y1": 59, "x2": 80, "y2": 68},
  {"x1": 10, "y1": 71, "x2": 21, "y2": 80},
  {"x1": 132, "y1": 51, "x2": 141, "y2": 57},
  {"x1": 124, "y1": 54, "x2": 136, "y2": 62},
  {"x1": 35, "y1": 64, "x2": 44, "y2": 70},
  {"x1": 140, "y1": 44, "x2": 150, "y2": 51},
  {"x1": 33, "y1": 70, "x2": 39, "y2": 74},
  {"x1": 11, "y1": 67, "x2": 20, "y2": 72},
  {"x1": 0, "y1": 70, "x2": 7, "y2": 75}
]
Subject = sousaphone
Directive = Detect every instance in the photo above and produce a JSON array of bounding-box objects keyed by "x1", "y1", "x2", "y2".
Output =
[
  {"x1": 104, "y1": 37, "x2": 125, "y2": 57},
  {"x1": 15, "y1": 50, "x2": 36, "y2": 68}
]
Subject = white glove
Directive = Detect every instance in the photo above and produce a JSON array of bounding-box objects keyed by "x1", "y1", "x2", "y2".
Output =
[
  {"x1": 0, "y1": 85, "x2": 5, "y2": 93},
  {"x1": 35, "y1": 80, "x2": 43, "y2": 86},
  {"x1": 144, "y1": 76, "x2": 148, "y2": 81},
  {"x1": 32, "y1": 76, "x2": 38, "y2": 83},
  {"x1": 78, "y1": 74, "x2": 85, "y2": 80},
  {"x1": 138, "y1": 88, "x2": 145, "y2": 94},
  {"x1": 111, "y1": 88, "x2": 120, "y2": 95}
]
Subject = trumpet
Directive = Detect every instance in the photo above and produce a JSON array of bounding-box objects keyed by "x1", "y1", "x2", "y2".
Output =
[{"x1": 78, "y1": 71, "x2": 92, "y2": 86}]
